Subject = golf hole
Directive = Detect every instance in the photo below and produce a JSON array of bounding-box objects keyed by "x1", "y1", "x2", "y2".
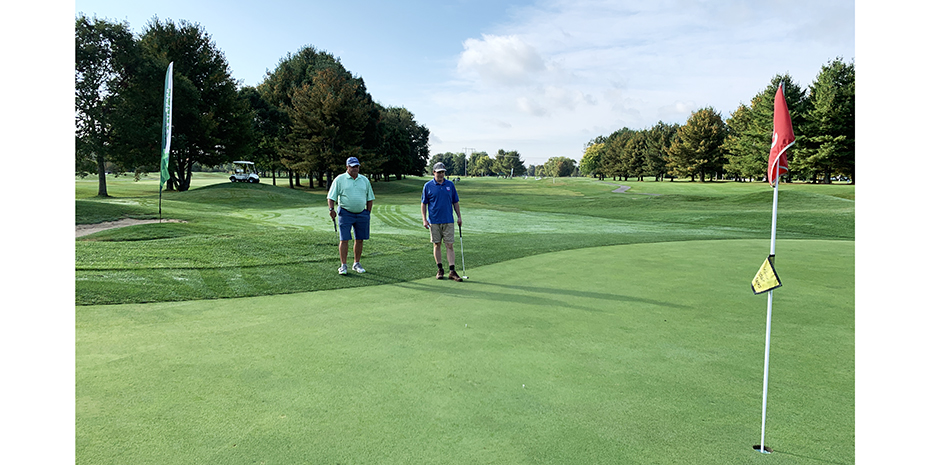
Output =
[{"x1": 752, "y1": 445, "x2": 773, "y2": 453}]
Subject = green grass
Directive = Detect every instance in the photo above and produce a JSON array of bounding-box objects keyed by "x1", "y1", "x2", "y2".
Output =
[
  {"x1": 76, "y1": 174, "x2": 854, "y2": 463},
  {"x1": 77, "y1": 239, "x2": 853, "y2": 464},
  {"x1": 76, "y1": 175, "x2": 853, "y2": 305}
]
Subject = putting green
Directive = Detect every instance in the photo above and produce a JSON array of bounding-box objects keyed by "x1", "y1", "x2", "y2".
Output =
[{"x1": 77, "y1": 239, "x2": 853, "y2": 464}]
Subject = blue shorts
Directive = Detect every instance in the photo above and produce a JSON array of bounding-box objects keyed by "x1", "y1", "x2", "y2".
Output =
[{"x1": 337, "y1": 208, "x2": 370, "y2": 241}]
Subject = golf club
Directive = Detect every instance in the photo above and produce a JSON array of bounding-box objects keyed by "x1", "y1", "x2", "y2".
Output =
[
  {"x1": 332, "y1": 216, "x2": 339, "y2": 243},
  {"x1": 458, "y1": 223, "x2": 467, "y2": 280}
]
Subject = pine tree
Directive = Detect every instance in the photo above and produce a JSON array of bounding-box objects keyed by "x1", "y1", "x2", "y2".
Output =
[{"x1": 805, "y1": 58, "x2": 855, "y2": 183}]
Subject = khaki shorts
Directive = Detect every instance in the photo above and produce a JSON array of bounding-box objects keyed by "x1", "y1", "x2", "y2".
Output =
[{"x1": 429, "y1": 223, "x2": 455, "y2": 244}]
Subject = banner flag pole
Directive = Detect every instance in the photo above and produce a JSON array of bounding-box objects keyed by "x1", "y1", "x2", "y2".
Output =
[{"x1": 159, "y1": 62, "x2": 174, "y2": 222}]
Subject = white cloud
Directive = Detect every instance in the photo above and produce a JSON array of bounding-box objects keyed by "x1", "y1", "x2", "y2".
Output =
[
  {"x1": 429, "y1": 0, "x2": 854, "y2": 164},
  {"x1": 493, "y1": 120, "x2": 513, "y2": 129},
  {"x1": 516, "y1": 96, "x2": 549, "y2": 116},
  {"x1": 657, "y1": 101, "x2": 698, "y2": 122},
  {"x1": 545, "y1": 85, "x2": 595, "y2": 110},
  {"x1": 457, "y1": 34, "x2": 546, "y2": 86}
]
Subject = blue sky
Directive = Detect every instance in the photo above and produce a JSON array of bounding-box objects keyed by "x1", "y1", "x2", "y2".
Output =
[{"x1": 74, "y1": 0, "x2": 855, "y2": 165}]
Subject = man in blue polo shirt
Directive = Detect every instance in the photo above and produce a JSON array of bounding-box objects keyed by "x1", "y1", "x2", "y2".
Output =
[
  {"x1": 421, "y1": 162, "x2": 463, "y2": 281},
  {"x1": 328, "y1": 157, "x2": 375, "y2": 275}
]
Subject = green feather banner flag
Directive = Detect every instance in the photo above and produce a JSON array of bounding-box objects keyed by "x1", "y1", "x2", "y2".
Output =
[{"x1": 160, "y1": 62, "x2": 173, "y2": 189}]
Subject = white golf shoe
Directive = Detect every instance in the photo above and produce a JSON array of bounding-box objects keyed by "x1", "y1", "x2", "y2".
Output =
[
  {"x1": 338, "y1": 264, "x2": 348, "y2": 275},
  {"x1": 352, "y1": 262, "x2": 366, "y2": 273}
]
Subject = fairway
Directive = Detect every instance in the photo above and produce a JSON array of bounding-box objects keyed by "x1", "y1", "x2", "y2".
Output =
[
  {"x1": 76, "y1": 176, "x2": 854, "y2": 305},
  {"x1": 77, "y1": 239, "x2": 853, "y2": 464}
]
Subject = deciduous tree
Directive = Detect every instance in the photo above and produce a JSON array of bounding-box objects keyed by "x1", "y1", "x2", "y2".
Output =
[
  {"x1": 545, "y1": 156, "x2": 577, "y2": 177},
  {"x1": 239, "y1": 86, "x2": 282, "y2": 182},
  {"x1": 379, "y1": 106, "x2": 429, "y2": 180},
  {"x1": 75, "y1": 14, "x2": 137, "y2": 196},
  {"x1": 109, "y1": 17, "x2": 253, "y2": 191},
  {"x1": 260, "y1": 46, "x2": 381, "y2": 187},
  {"x1": 286, "y1": 67, "x2": 372, "y2": 187},
  {"x1": 603, "y1": 128, "x2": 635, "y2": 180},
  {"x1": 667, "y1": 107, "x2": 728, "y2": 182},
  {"x1": 467, "y1": 151, "x2": 493, "y2": 176},
  {"x1": 579, "y1": 142, "x2": 605, "y2": 179},
  {"x1": 427, "y1": 152, "x2": 464, "y2": 176},
  {"x1": 494, "y1": 150, "x2": 525, "y2": 177}
]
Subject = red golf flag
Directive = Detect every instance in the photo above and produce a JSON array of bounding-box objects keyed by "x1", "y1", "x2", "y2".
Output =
[{"x1": 768, "y1": 84, "x2": 795, "y2": 185}]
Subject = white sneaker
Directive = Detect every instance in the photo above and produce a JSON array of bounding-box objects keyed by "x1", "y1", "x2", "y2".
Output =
[
  {"x1": 338, "y1": 264, "x2": 348, "y2": 275},
  {"x1": 352, "y1": 262, "x2": 366, "y2": 273}
]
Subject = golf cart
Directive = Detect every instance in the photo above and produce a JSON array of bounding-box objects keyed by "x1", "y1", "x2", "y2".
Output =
[{"x1": 230, "y1": 161, "x2": 260, "y2": 183}]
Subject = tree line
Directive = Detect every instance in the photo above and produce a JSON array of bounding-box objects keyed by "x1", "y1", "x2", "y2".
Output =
[
  {"x1": 427, "y1": 150, "x2": 582, "y2": 179},
  {"x1": 427, "y1": 150, "x2": 528, "y2": 178},
  {"x1": 580, "y1": 58, "x2": 855, "y2": 184},
  {"x1": 426, "y1": 58, "x2": 853, "y2": 184},
  {"x1": 76, "y1": 14, "x2": 430, "y2": 196}
]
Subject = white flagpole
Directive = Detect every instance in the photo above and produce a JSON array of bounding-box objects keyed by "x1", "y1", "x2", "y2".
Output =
[
  {"x1": 756, "y1": 81, "x2": 793, "y2": 454},
  {"x1": 758, "y1": 177, "x2": 780, "y2": 454}
]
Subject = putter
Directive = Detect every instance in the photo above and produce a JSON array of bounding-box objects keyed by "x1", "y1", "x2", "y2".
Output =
[
  {"x1": 458, "y1": 223, "x2": 468, "y2": 280},
  {"x1": 332, "y1": 216, "x2": 339, "y2": 242}
]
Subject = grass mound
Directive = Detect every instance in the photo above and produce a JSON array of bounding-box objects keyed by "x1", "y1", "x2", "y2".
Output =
[
  {"x1": 179, "y1": 182, "x2": 318, "y2": 208},
  {"x1": 76, "y1": 199, "x2": 159, "y2": 224}
]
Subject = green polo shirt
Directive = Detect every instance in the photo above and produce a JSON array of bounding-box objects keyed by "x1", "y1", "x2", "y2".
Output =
[{"x1": 327, "y1": 172, "x2": 375, "y2": 213}]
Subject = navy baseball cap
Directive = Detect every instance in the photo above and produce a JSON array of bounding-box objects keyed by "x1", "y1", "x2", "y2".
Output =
[{"x1": 346, "y1": 157, "x2": 360, "y2": 166}]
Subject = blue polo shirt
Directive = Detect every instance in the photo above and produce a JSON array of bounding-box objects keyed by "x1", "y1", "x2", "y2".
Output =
[{"x1": 421, "y1": 178, "x2": 459, "y2": 224}]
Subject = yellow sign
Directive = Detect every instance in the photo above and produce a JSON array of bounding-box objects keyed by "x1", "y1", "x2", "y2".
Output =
[{"x1": 751, "y1": 256, "x2": 782, "y2": 295}]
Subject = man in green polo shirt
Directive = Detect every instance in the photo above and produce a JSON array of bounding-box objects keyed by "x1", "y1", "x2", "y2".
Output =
[{"x1": 327, "y1": 157, "x2": 375, "y2": 275}]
